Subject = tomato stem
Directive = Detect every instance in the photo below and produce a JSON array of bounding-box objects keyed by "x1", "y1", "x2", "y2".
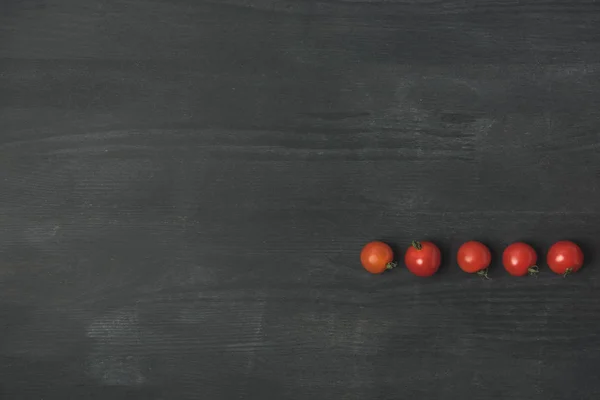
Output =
[
  {"x1": 528, "y1": 265, "x2": 539, "y2": 277},
  {"x1": 411, "y1": 240, "x2": 422, "y2": 250},
  {"x1": 477, "y1": 268, "x2": 490, "y2": 280},
  {"x1": 563, "y1": 268, "x2": 573, "y2": 278},
  {"x1": 386, "y1": 261, "x2": 397, "y2": 270}
]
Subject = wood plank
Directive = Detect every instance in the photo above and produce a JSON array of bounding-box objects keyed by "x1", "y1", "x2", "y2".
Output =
[{"x1": 2, "y1": 0, "x2": 600, "y2": 398}]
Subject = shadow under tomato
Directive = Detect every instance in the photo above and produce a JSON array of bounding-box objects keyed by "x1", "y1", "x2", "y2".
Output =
[
  {"x1": 432, "y1": 240, "x2": 453, "y2": 276},
  {"x1": 574, "y1": 239, "x2": 595, "y2": 274}
]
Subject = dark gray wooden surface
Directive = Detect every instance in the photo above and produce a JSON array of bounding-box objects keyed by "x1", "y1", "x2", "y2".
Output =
[{"x1": 2, "y1": 1, "x2": 600, "y2": 399}]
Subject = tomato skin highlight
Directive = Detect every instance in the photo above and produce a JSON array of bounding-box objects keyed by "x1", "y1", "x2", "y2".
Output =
[
  {"x1": 457, "y1": 241, "x2": 492, "y2": 274},
  {"x1": 547, "y1": 241, "x2": 584, "y2": 275},
  {"x1": 360, "y1": 241, "x2": 395, "y2": 274},
  {"x1": 502, "y1": 242, "x2": 538, "y2": 276},
  {"x1": 404, "y1": 241, "x2": 441, "y2": 277}
]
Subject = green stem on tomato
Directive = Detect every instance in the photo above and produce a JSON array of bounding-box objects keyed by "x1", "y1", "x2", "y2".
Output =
[
  {"x1": 386, "y1": 261, "x2": 397, "y2": 270},
  {"x1": 411, "y1": 240, "x2": 422, "y2": 250},
  {"x1": 563, "y1": 267, "x2": 573, "y2": 278},
  {"x1": 528, "y1": 265, "x2": 539, "y2": 276},
  {"x1": 477, "y1": 268, "x2": 490, "y2": 280}
]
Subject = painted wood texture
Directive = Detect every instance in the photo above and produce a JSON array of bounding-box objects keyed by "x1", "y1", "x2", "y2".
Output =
[{"x1": 1, "y1": 1, "x2": 600, "y2": 399}]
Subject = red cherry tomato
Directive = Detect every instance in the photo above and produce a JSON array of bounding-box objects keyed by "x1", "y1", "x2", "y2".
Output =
[
  {"x1": 547, "y1": 241, "x2": 584, "y2": 276},
  {"x1": 457, "y1": 241, "x2": 491, "y2": 276},
  {"x1": 360, "y1": 241, "x2": 395, "y2": 274},
  {"x1": 502, "y1": 242, "x2": 538, "y2": 276},
  {"x1": 404, "y1": 241, "x2": 441, "y2": 277}
]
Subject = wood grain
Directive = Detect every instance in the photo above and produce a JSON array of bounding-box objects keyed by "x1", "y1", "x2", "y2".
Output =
[{"x1": 2, "y1": 0, "x2": 600, "y2": 399}]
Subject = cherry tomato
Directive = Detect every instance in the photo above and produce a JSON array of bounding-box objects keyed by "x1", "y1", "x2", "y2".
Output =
[
  {"x1": 457, "y1": 241, "x2": 491, "y2": 276},
  {"x1": 360, "y1": 241, "x2": 395, "y2": 274},
  {"x1": 502, "y1": 242, "x2": 538, "y2": 276},
  {"x1": 547, "y1": 240, "x2": 583, "y2": 276},
  {"x1": 404, "y1": 240, "x2": 441, "y2": 277}
]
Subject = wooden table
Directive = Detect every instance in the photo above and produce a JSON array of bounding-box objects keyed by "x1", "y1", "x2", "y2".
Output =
[{"x1": 1, "y1": 1, "x2": 600, "y2": 398}]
